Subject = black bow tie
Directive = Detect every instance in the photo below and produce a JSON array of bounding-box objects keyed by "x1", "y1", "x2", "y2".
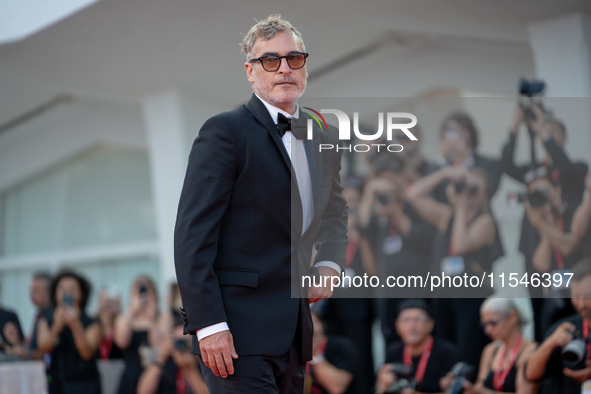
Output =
[{"x1": 277, "y1": 113, "x2": 305, "y2": 140}]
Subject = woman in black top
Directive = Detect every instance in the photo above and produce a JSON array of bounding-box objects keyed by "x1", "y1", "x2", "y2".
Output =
[
  {"x1": 461, "y1": 296, "x2": 538, "y2": 394},
  {"x1": 37, "y1": 270, "x2": 102, "y2": 394},
  {"x1": 115, "y1": 276, "x2": 160, "y2": 394},
  {"x1": 406, "y1": 166, "x2": 504, "y2": 366}
]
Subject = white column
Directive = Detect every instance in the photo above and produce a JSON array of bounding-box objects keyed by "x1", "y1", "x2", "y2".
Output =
[
  {"x1": 529, "y1": 13, "x2": 591, "y2": 97},
  {"x1": 142, "y1": 90, "x2": 226, "y2": 293},
  {"x1": 528, "y1": 13, "x2": 591, "y2": 164},
  {"x1": 142, "y1": 91, "x2": 191, "y2": 290}
]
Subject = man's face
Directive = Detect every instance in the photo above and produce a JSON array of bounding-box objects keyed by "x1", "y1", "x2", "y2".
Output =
[
  {"x1": 571, "y1": 275, "x2": 591, "y2": 321},
  {"x1": 245, "y1": 32, "x2": 308, "y2": 113},
  {"x1": 395, "y1": 308, "x2": 433, "y2": 346},
  {"x1": 30, "y1": 278, "x2": 49, "y2": 308}
]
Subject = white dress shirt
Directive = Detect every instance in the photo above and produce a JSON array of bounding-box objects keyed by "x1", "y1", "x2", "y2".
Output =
[{"x1": 197, "y1": 95, "x2": 341, "y2": 341}]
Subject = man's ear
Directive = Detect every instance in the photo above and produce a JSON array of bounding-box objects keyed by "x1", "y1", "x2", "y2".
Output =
[{"x1": 245, "y1": 62, "x2": 255, "y2": 83}]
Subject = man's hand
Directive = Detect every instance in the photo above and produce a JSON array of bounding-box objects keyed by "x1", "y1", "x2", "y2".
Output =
[
  {"x1": 199, "y1": 330, "x2": 238, "y2": 378},
  {"x1": 308, "y1": 266, "x2": 339, "y2": 304},
  {"x1": 375, "y1": 364, "x2": 396, "y2": 394},
  {"x1": 563, "y1": 360, "x2": 591, "y2": 383},
  {"x1": 548, "y1": 322, "x2": 575, "y2": 349},
  {"x1": 525, "y1": 201, "x2": 552, "y2": 231}
]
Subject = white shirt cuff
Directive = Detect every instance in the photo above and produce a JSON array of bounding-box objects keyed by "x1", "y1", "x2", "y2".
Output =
[
  {"x1": 197, "y1": 322, "x2": 230, "y2": 341},
  {"x1": 314, "y1": 261, "x2": 342, "y2": 276}
]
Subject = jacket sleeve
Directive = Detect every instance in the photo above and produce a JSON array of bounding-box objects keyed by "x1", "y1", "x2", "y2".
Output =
[
  {"x1": 501, "y1": 132, "x2": 529, "y2": 183},
  {"x1": 544, "y1": 137, "x2": 588, "y2": 192},
  {"x1": 313, "y1": 128, "x2": 348, "y2": 270},
  {"x1": 174, "y1": 116, "x2": 236, "y2": 335}
]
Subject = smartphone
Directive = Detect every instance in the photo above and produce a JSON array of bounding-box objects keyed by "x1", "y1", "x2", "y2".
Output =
[
  {"x1": 174, "y1": 338, "x2": 188, "y2": 352},
  {"x1": 62, "y1": 293, "x2": 74, "y2": 308}
]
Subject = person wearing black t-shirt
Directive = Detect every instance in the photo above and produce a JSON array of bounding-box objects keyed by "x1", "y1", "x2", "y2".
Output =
[
  {"x1": 308, "y1": 312, "x2": 362, "y2": 394},
  {"x1": 37, "y1": 270, "x2": 102, "y2": 394},
  {"x1": 376, "y1": 299, "x2": 460, "y2": 394},
  {"x1": 525, "y1": 259, "x2": 591, "y2": 394},
  {"x1": 502, "y1": 104, "x2": 588, "y2": 343},
  {"x1": 357, "y1": 155, "x2": 436, "y2": 348},
  {"x1": 525, "y1": 173, "x2": 584, "y2": 338},
  {"x1": 573, "y1": 172, "x2": 591, "y2": 259},
  {"x1": 406, "y1": 166, "x2": 504, "y2": 367}
]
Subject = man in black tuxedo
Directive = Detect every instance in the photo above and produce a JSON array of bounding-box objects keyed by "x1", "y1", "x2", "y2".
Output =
[{"x1": 174, "y1": 14, "x2": 348, "y2": 393}]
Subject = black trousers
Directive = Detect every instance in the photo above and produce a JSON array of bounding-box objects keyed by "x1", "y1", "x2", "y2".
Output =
[{"x1": 199, "y1": 341, "x2": 305, "y2": 394}]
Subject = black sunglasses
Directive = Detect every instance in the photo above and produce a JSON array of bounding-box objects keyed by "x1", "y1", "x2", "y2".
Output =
[
  {"x1": 249, "y1": 52, "x2": 309, "y2": 72},
  {"x1": 481, "y1": 315, "x2": 508, "y2": 329}
]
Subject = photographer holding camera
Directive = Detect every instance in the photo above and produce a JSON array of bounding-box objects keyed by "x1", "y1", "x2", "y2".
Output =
[
  {"x1": 502, "y1": 103, "x2": 588, "y2": 342},
  {"x1": 525, "y1": 259, "x2": 591, "y2": 394},
  {"x1": 452, "y1": 296, "x2": 538, "y2": 394},
  {"x1": 357, "y1": 154, "x2": 436, "y2": 347},
  {"x1": 406, "y1": 166, "x2": 504, "y2": 366},
  {"x1": 573, "y1": 171, "x2": 591, "y2": 259},
  {"x1": 435, "y1": 112, "x2": 503, "y2": 200},
  {"x1": 37, "y1": 270, "x2": 102, "y2": 394},
  {"x1": 375, "y1": 299, "x2": 460, "y2": 394},
  {"x1": 307, "y1": 311, "x2": 361, "y2": 394},
  {"x1": 503, "y1": 104, "x2": 588, "y2": 207},
  {"x1": 136, "y1": 299, "x2": 208, "y2": 394},
  {"x1": 524, "y1": 172, "x2": 584, "y2": 338}
]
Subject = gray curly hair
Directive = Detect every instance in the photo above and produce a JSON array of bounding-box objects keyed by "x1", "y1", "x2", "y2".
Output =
[{"x1": 241, "y1": 14, "x2": 305, "y2": 60}]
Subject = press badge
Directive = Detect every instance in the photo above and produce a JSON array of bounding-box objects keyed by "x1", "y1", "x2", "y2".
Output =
[
  {"x1": 383, "y1": 235, "x2": 402, "y2": 255},
  {"x1": 581, "y1": 380, "x2": 591, "y2": 394},
  {"x1": 440, "y1": 256, "x2": 465, "y2": 276},
  {"x1": 549, "y1": 269, "x2": 571, "y2": 291}
]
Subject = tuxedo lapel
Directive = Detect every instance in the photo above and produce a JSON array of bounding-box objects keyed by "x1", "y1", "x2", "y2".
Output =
[
  {"x1": 294, "y1": 111, "x2": 323, "y2": 233},
  {"x1": 245, "y1": 94, "x2": 291, "y2": 170}
]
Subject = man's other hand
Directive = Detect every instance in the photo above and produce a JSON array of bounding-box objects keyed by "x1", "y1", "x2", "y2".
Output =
[
  {"x1": 563, "y1": 360, "x2": 591, "y2": 383},
  {"x1": 199, "y1": 330, "x2": 238, "y2": 378},
  {"x1": 308, "y1": 266, "x2": 339, "y2": 304}
]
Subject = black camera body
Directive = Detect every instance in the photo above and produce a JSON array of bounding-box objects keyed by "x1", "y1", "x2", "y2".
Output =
[
  {"x1": 510, "y1": 189, "x2": 549, "y2": 208},
  {"x1": 175, "y1": 338, "x2": 188, "y2": 352},
  {"x1": 385, "y1": 363, "x2": 416, "y2": 394},
  {"x1": 454, "y1": 179, "x2": 478, "y2": 195},
  {"x1": 447, "y1": 362, "x2": 475, "y2": 394}
]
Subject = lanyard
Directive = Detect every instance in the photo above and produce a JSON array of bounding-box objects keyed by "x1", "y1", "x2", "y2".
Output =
[
  {"x1": 551, "y1": 215, "x2": 565, "y2": 270},
  {"x1": 584, "y1": 319, "x2": 590, "y2": 360},
  {"x1": 493, "y1": 334, "x2": 522, "y2": 391},
  {"x1": 403, "y1": 336, "x2": 433, "y2": 383},
  {"x1": 345, "y1": 237, "x2": 360, "y2": 269}
]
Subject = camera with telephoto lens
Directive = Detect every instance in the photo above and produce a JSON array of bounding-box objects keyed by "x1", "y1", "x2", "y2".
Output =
[
  {"x1": 561, "y1": 330, "x2": 590, "y2": 369},
  {"x1": 454, "y1": 179, "x2": 479, "y2": 195},
  {"x1": 446, "y1": 362, "x2": 476, "y2": 394},
  {"x1": 519, "y1": 78, "x2": 546, "y2": 122},
  {"x1": 384, "y1": 363, "x2": 416, "y2": 394}
]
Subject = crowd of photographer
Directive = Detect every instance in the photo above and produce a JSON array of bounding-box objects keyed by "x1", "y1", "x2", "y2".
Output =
[
  {"x1": 310, "y1": 96, "x2": 591, "y2": 394},
  {"x1": 0, "y1": 271, "x2": 208, "y2": 394}
]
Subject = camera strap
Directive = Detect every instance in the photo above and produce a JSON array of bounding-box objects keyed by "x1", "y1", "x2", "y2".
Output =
[
  {"x1": 493, "y1": 334, "x2": 522, "y2": 391},
  {"x1": 403, "y1": 335, "x2": 433, "y2": 383}
]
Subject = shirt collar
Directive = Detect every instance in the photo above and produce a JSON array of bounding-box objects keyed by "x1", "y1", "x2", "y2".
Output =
[{"x1": 255, "y1": 93, "x2": 299, "y2": 124}]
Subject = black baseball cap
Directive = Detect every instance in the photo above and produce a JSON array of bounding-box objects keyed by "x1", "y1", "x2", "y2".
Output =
[{"x1": 397, "y1": 299, "x2": 433, "y2": 319}]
